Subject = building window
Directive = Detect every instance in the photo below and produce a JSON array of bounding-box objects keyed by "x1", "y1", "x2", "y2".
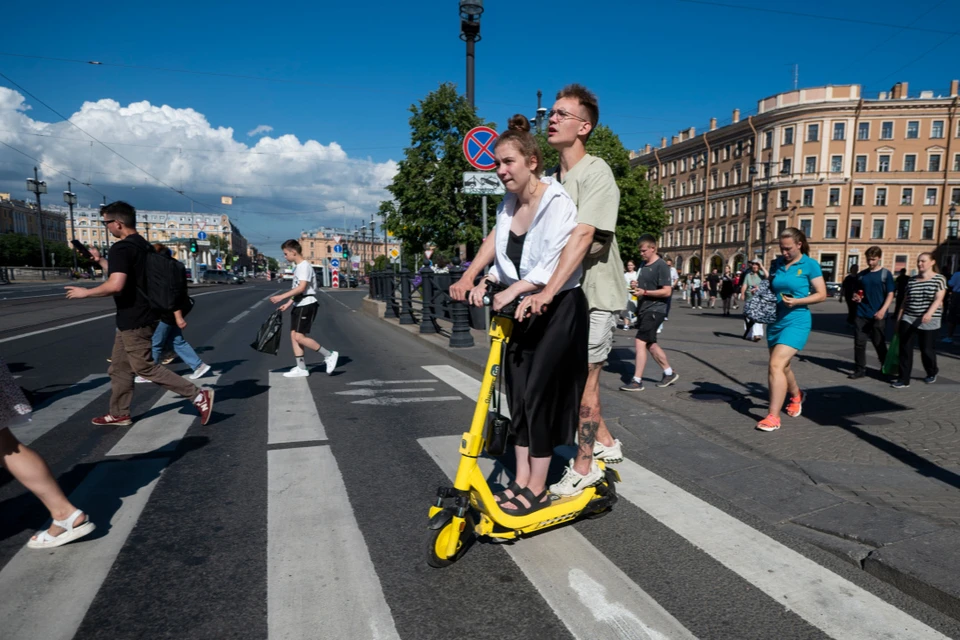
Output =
[
  {"x1": 806, "y1": 123, "x2": 819, "y2": 142},
  {"x1": 681, "y1": 183, "x2": 687, "y2": 196},
  {"x1": 698, "y1": 228, "x2": 703, "y2": 244},
  {"x1": 781, "y1": 157, "x2": 792, "y2": 174},
  {"x1": 710, "y1": 203, "x2": 716, "y2": 218},
  {"x1": 783, "y1": 127, "x2": 795, "y2": 145},
  {"x1": 712, "y1": 149, "x2": 719, "y2": 164},
  {"x1": 723, "y1": 145, "x2": 730, "y2": 161},
  {"x1": 805, "y1": 156, "x2": 817, "y2": 174},
  {"x1": 880, "y1": 121, "x2": 894, "y2": 139},
  {"x1": 708, "y1": 227, "x2": 715, "y2": 243},
  {"x1": 850, "y1": 219, "x2": 862, "y2": 238},
  {"x1": 799, "y1": 218, "x2": 812, "y2": 238},
  {"x1": 720, "y1": 226, "x2": 726, "y2": 243},
  {"x1": 723, "y1": 172, "x2": 730, "y2": 187},
  {"x1": 925, "y1": 188, "x2": 938, "y2": 206},
  {"x1": 954, "y1": 153, "x2": 960, "y2": 171},
  {"x1": 872, "y1": 219, "x2": 885, "y2": 239},
  {"x1": 878, "y1": 155, "x2": 890, "y2": 172},
  {"x1": 929, "y1": 154, "x2": 942, "y2": 172},
  {"x1": 732, "y1": 224, "x2": 738, "y2": 243},
  {"x1": 853, "y1": 188, "x2": 864, "y2": 206},
  {"x1": 734, "y1": 198, "x2": 741, "y2": 215},
  {"x1": 825, "y1": 219, "x2": 838, "y2": 239},
  {"x1": 876, "y1": 188, "x2": 887, "y2": 206},
  {"x1": 802, "y1": 188, "x2": 814, "y2": 207},
  {"x1": 833, "y1": 122, "x2": 846, "y2": 140},
  {"x1": 855, "y1": 155, "x2": 867, "y2": 172},
  {"x1": 857, "y1": 121, "x2": 870, "y2": 140},
  {"x1": 904, "y1": 154, "x2": 916, "y2": 172},
  {"x1": 763, "y1": 131, "x2": 773, "y2": 149},
  {"x1": 830, "y1": 155, "x2": 843, "y2": 173},
  {"x1": 906, "y1": 121, "x2": 919, "y2": 139},
  {"x1": 932, "y1": 120, "x2": 945, "y2": 138},
  {"x1": 922, "y1": 219, "x2": 935, "y2": 240},
  {"x1": 779, "y1": 190, "x2": 789, "y2": 209},
  {"x1": 829, "y1": 188, "x2": 841, "y2": 206},
  {"x1": 952, "y1": 188, "x2": 960, "y2": 205},
  {"x1": 735, "y1": 166, "x2": 742, "y2": 184},
  {"x1": 901, "y1": 187, "x2": 913, "y2": 205},
  {"x1": 721, "y1": 201, "x2": 728, "y2": 217},
  {"x1": 898, "y1": 219, "x2": 911, "y2": 240}
]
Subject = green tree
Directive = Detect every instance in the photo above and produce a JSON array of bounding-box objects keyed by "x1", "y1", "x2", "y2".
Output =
[
  {"x1": 0, "y1": 235, "x2": 80, "y2": 268},
  {"x1": 380, "y1": 83, "x2": 499, "y2": 258},
  {"x1": 209, "y1": 234, "x2": 232, "y2": 257},
  {"x1": 535, "y1": 125, "x2": 665, "y2": 264},
  {"x1": 266, "y1": 256, "x2": 279, "y2": 272}
]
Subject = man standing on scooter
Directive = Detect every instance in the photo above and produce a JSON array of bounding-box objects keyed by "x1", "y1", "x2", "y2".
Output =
[{"x1": 522, "y1": 84, "x2": 625, "y2": 496}]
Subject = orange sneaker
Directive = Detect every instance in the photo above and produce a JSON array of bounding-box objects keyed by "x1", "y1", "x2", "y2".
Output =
[
  {"x1": 756, "y1": 415, "x2": 781, "y2": 432},
  {"x1": 785, "y1": 391, "x2": 806, "y2": 418}
]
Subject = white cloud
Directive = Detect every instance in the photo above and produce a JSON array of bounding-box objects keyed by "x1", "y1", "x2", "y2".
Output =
[
  {"x1": 0, "y1": 87, "x2": 398, "y2": 249},
  {"x1": 246, "y1": 124, "x2": 273, "y2": 137}
]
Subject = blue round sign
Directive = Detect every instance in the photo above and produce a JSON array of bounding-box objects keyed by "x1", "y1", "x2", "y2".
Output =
[
  {"x1": 197, "y1": 231, "x2": 207, "y2": 240},
  {"x1": 462, "y1": 126, "x2": 498, "y2": 171},
  {"x1": 330, "y1": 258, "x2": 340, "y2": 268},
  {"x1": 333, "y1": 244, "x2": 342, "y2": 254}
]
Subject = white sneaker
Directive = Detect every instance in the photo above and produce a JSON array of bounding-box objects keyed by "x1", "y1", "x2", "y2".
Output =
[
  {"x1": 189, "y1": 363, "x2": 212, "y2": 380},
  {"x1": 657, "y1": 324, "x2": 663, "y2": 334},
  {"x1": 549, "y1": 459, "x2": 603, "y2": 497},
  {"x1": 593, "y1": 439, "x2": 623, "y2": 464},
  {"x1": 134, "y1": 375, "x2": 149, "y2": 384},
  {"x1": 283, "y1": 366, "x2": 309, "y2": 378},
  {"x1": 324, "y1": 350, "x2": 339, "y2": 375}
]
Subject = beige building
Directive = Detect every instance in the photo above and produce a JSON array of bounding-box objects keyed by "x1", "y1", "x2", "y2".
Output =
[
  {"x1": 631, "y1": 80, "x2": 960, "y2": 280},
  {"x1": 0, "y1": 196, "x2": 68, "y2": 244},
  {"x1": 299, "y1": 227, "x2": 398, "y2": 271}
]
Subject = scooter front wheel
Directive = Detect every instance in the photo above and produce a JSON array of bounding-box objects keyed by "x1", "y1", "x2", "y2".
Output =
[{"x1": 425, "y1": 512, "x2": 475, "y2": 568}]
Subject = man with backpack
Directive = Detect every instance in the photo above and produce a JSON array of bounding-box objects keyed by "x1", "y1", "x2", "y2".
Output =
[
  {"x1": 65, "y1": 202, "x2": 214, "y2": 426},
  {"x1": 848, "y1": 246, "x2": 895, "y2": 380}
]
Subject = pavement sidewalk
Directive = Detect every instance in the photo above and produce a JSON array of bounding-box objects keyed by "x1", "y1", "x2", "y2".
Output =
[{"x1": 363, "y1": 294, "x2": 960, "y2": 623}]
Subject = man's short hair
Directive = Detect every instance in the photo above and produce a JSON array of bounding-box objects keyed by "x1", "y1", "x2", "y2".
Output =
[
  {"x1": 101, "y1": 201, "x2": 136, "y2": 228},
  {"x1": 281, "y1": 239, "x2": 302, "y2": 254},
  {"x1": 556, "y1": 83, "x2": 599, "y2": 139},
  {"x1": 637, "y1": 233, "x2": 658, "y2": 247},
  {"x1": 865, "y1": 246, "x2": 882, "y2": 260}
]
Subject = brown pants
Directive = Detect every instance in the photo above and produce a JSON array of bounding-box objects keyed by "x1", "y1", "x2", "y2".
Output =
[{"x1": 108, "y1": 325, "x2": 199, "y2": 416}]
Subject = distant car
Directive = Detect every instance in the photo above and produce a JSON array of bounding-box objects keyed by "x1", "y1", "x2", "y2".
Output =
[
  {"x1": 347, "y1": 275, "x2": 359, "y2": 288},
  {"x1": 185, "y1": 268, "x2": 193, "y2": 279},
  {"x1": 825, "y1": 282, "x2": 842, "y2": 298}
]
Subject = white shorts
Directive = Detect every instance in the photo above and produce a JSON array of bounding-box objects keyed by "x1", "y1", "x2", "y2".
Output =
[{"x1": 588, "y1": 310, "x2": 618, "y2": 364}]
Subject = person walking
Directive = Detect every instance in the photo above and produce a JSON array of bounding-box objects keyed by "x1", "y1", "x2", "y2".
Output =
[
  {"x1": 135, "y1": 244, "x2": 211, "y2": 384},
  {"x1": 706, "y1": 268, "x2": 720, "y2": 308},
  {"x1": 894, "y1": 268, "x2": 909, "y2": 317},
  {"x1": 848, "y1": 246, "x2": 894, "y2": 379},
  {"x1": 720, "y1": 266, "x2": 735, "y2": 316},
  {"x1": 942, "y1": 269, "x2": 960, "y2": 343},
  {"x1": 756, "y1": 227, "x2": 827, "y2": 432},
  {"x1": 840, "y1": 264, "x2": 860, "y2": 326},
  {"x1": 65, "y1": 202, "x2": 214, "y2": 427},
  {"x1": 619, "y1": 235, "x2": 679, "y2": 392},
  {"x1": 0, "y1": 356, "x2": 96, "y2": 549},
  {"x1": 269, "y1": 240, "x2": 339, "y2": 377},
  {"x1": 690, "y1": 271, "x2": 703, "y2": 309},
  {"x1": 892, "y1": 253, "x2": 946, "y2": 388},
  {"x1": 622, "y1": 260, "x2": 638, "y2": 330},
  {"x1": 740, "y1": 259, "x2": 766, "y2": 341}
]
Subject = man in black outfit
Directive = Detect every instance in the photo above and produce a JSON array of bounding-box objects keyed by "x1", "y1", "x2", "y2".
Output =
[
  {"x1": 706, "y1": 268, "x2": 720, "y2": 308},
  {"x1": 840, "y1": 264, "x2": 860, "y2": 326},
  {"x1": 894, "y1": 268, "x2": 909, "y2": 316}
]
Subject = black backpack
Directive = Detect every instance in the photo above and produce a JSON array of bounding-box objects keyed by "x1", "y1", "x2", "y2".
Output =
[{"x1": 137, "y1": 248, "x2": 189, "y2": 315}]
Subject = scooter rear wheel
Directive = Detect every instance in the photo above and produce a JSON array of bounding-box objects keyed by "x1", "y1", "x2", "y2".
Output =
[{"x1": 425, "y1": 513, "x2": 475, "y2": 568}]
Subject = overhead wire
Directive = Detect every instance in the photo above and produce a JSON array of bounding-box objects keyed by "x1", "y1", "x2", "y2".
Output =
[{"x1": 0, "y1": 139, "x2": 109, "y2": 200}]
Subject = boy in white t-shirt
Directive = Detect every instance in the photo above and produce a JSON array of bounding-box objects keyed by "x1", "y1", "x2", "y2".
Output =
[{"x1": 269, "y1": 239, "x2": 339, "y2": 377}]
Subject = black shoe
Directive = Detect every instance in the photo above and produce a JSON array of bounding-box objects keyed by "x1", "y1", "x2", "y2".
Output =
[
  {"x1": 848, "y1": 369, "x2": 866, "y2": 380},
  {"x1": 657, "y1": 372, "x2": 680, "y2": 388},
  {"x1": 891, "y1": 380, "x2": 910, "y2": 389},
  {"x1": 924, "y1": 375, "x2": 937, "y2": 384}
]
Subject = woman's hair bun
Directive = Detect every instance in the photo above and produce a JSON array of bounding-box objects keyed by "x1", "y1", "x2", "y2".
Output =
[{"x1": 507, "y1": 114, "x2": 531, "y2": 133}]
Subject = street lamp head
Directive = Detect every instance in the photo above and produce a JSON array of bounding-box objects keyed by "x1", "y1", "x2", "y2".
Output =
[
  {"x1": 459, "y1": 0, "x2": 483, "y2": 20},
  {"x1": 63, "y1": 191, "x2": 77, "y2": 205},
  {"x1": 950, "y1": 204, "x2": 957, "y2": 219},
  {"x1": 26, "y1": 178, "x2": 47, "y2": 194}
]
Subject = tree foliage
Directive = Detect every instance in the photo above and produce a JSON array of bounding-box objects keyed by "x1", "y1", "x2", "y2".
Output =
[
  {"x1": 535, "y1": 125, "x2": 666, "y2": 264},
  {"x1": 0, "y1": 234, "x2": 83, "y2": 268},
  {"x1": 380, "y1": 83, "x2": 499, "y2": 257}
]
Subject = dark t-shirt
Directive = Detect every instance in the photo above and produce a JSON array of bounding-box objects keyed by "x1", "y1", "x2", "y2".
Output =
[
  {"x1": 841, "y1": 273, "x2": 859, "y2": 301},
  {"x1": 636, "y1": 258, "x2": 672, "y2": 314},
  {"x1": 706, "y1": 273, "x2": 720, "y2": 293},
  {"x1": 856, "y1": 268, "x2": 894, "y2": 318},
  {"x1": 108, "y1": 234, "x2": 159, "y2": 330}
]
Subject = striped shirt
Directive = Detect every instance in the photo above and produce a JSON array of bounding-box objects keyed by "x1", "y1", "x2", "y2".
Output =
[{"x1": 902, "y1": 274, "x2": 946, "y2": 318}]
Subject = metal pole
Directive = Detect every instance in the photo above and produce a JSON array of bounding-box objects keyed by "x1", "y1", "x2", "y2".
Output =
[
  {"x1": 465, "y1": 36, "x2": 475, "y2": 109},
  {"x1": 33, "y1": 167, "x2": 47, "y2": 279},
  {"x1": 482, "y1": 194, "x2": 489, "y2": 331},
  {"x1": 67, "y1": 181, "x2": 77, "y2": 272}
]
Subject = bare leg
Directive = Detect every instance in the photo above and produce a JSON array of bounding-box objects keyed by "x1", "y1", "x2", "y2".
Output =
[
  {"x1": 648, "y1": 343, "x2": 671, "y2": 371},
  {"x1": 632, "y1": 339, "x2": 649, "y2": 380},
  {"x1": 502, "y1": 454, "x2": 551, "y2": 510},
  {"x1": 290, "y1": 330, "x2": 304, "y2": 358},
  {"x1": 0, "y1": 428, "x2": 85, "y2": 537},
  {"x1": 296, "y1": 334, "x2": 322, "y2": 352},
  {"x1": 767, "y1": 345, "x2": 798, "y2": 416},
  {"x1": 573, "y1": 363, "x2": 612, "y2": 475}
]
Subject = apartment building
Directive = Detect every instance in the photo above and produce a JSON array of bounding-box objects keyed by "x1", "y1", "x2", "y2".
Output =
[
  {"x1": 299, "y1": 227, "x2": 397, "y2": 271},
  {"x1": 631, "y1": 80, "x2": 960, "y2": 280},
  {"x1": 0, "y1": 196, "x2": 68, "y2": 243}
]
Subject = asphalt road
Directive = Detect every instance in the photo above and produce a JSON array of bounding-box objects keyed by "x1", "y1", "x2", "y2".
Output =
[{"x1": 1, "y1": 280, "x2": 959, "y2": 640}]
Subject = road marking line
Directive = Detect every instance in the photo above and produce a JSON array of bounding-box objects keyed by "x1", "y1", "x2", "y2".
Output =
[
  {"x1": 0, "y1": 457, "x2": 167, "y2": 640},
  {"x1": 251, "y1": 300, "x2": 264, "y2": 309},
  {"x1": 0, "y1": 292, "x2": 65, "y2": 301},
  {"x1": 335, "y1": 387, "x2": 435, "y2": 397},
  {"x1": 106, "y1": 374, "x2": 221, "y2": 457},
  {"x1": 11, "y1": 374, "x2": 110, "y2": 445},
  {"x1": 352, "y1": 396, "x2": 460, "y2": 406},
  {"x1": 268, "y1": 445, "x2": 400, "y2": 640},
  {"x1": 419, "y1": 435, "x2": 696, "y2": 640},
  {"x1": 318, "y1": 288, "x2": 355, "y2": 311},
  {"x1": 268, "y1": 371, "x2": 326, "y2": 444},
  {"x1": 227, "y1": 310, "x2": 250, "y2": 324},
  {"x1": 346, "y1": 378, "x2": 437, "y2": 386},
  {"x1": 423, "y1": 364, "x2": 510, "y2": 418}
]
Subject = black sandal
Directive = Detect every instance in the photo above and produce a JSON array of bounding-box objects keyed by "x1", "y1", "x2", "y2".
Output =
[
  {"x1": 501, "y1": 488, "x2": 551, "y2": 516},
  {"x1": 494, "y1": 481, "x2": 522, "y2": 504}
]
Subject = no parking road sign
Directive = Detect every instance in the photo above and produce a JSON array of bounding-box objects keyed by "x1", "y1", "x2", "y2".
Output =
[{"x1": 462, "y1": 126, "x2": 498, "y2": 171}]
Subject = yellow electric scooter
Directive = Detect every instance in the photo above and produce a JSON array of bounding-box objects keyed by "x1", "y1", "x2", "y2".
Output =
[{"x1": 426, "y1": 288, "x2": 620, "y2": 568}]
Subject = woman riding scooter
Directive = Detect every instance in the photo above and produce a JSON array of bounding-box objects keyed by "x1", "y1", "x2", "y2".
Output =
[{"x1": 455, "y1": 114, "x2": 587, "y2": 515}]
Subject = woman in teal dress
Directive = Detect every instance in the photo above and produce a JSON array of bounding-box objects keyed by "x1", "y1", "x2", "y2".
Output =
[{"x1": 757, "y1": 227, "x2": 827, "y2": 432}]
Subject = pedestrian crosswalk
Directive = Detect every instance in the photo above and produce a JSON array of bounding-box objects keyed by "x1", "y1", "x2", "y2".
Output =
[{"x1": 0, "y1": 361, "x2": 955, "y2": 640}]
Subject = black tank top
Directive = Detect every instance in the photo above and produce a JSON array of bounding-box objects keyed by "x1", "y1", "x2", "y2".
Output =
[{"x1": 507, "y1": 230, "x2": 526, "y2": 277}]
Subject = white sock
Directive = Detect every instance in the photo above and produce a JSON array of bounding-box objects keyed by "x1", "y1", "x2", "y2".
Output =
[
  {"x1": 663, "y1": 367, "x2": 673, "y2": 376},
  {"x1": 296, "y1": 357, "x2": 306, "y2": 370},
  {"x1": 633, "y1": 376, "x2": 642, "y2": 383},
  {"x1": 318, "y1": 347, "x2": 331, "y2": 357}
]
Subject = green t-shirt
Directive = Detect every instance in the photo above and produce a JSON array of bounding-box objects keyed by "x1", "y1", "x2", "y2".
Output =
[{"x1": 549, "y1": 154, "x2": 625, "y2": 312}]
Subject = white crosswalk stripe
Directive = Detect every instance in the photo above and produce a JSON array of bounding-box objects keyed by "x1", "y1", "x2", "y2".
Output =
[{"x1": 11, "y1": 374, "x2": 110, "y2": 445}]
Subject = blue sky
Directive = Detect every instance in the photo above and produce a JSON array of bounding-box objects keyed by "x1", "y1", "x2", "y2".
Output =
[{"x1": 1, "y1": 0, "x2": 958, "y2": 255}]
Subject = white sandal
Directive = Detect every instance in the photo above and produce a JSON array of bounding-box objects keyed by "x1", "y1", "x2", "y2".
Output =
[{"x1": 27, "y1": 509, "x2": 96, "y2": 549}]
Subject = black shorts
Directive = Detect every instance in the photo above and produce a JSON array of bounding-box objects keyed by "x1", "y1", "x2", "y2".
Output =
[
  {"x1": 291, "y1": 303, "x2": 318, "y2": 334},
  {"x1": 635, "y1": 311, "x2": 665, "y2": 344}
]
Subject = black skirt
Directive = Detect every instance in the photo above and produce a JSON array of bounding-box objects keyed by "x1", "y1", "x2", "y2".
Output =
[{"x1": 504, "y1": 287, "x2": 588, "y2": 458}]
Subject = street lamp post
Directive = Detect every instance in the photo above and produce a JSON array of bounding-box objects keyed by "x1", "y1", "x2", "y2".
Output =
[
  {"x1": 26, "y1": 167, "x2": 48, "y2": 279},
  {"x1": 369, "y1": 218, "x2": 376, "y2": 271},
  {"x1": 949, "y1": 204, "x2": 957, "y2": 274},
  {"x1": 63, "y1": 182, "x2": 78, "y2": 272},
  {"x1": 459, "y1": 1, "x2": 483, "y2": 109}
]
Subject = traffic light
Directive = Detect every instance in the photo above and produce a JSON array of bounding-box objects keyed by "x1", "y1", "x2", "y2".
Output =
[
  {"x1": 190, "y1": 239, "x2": 198, "y2": 254},
  {"x1": 342, "y1": 243, "x2": 349, "y2": 259}
]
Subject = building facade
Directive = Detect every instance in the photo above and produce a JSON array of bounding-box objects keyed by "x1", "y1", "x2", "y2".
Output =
[
  {"x1": 0, "y1": 196, "x2": 68, "y2": 244},
  {"x1": 299, "y1": 227, "x2": 398, "y2": 271},
  {"x1": 631, "y1": 80, "x2": 960, "y2": 280}
]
